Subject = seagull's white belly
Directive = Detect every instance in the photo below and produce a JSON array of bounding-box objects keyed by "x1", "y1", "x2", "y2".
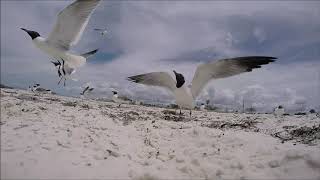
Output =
[
  {"x1": 112, "y1": 96, "x2": 129, "y2": 104},
  {"x1": 274, "y1": 108, "x2": 285, "y2": 115},
  {"x1": 174, "y1": 86, "x2": 195, "y2": 109},
  {"x1": 112, "y1": 96, "x2": 120, "y2": 103},
  {"x1": 112, "y1": 96, "x2": 124, "y2": 103},
  {"x1": 33, "y1": 38, "x2": 85, "y2": 68}
]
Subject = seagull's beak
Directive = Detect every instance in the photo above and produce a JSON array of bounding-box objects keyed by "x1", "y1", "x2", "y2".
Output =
[
  {"x1": 21, "y1": 28, "x2": 29, "y2": 33},
  {"x1": 51, "y1": 61, "x2": 60, "y2": 67},
  {"x1": 20, "y1": 28, "x2": 39, "y2": 40},
  {"x1": 21, "y1": 28, "x2": 33, "y2": 39}
]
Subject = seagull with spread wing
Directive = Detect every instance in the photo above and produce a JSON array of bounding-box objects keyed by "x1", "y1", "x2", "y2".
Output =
[
  {"x1": 127, "y1": 56, "x2": 276, "y2": 115},
  {"x1": 21, "y1": 0, "x2": 101, "y2": 86},
  {"x1": 80, "y1": 85, "x2": 94, "y2": 95}
]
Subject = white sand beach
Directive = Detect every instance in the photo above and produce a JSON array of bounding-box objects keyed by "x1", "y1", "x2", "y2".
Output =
[{"x1": 1, "y1": 88, "x2": 320, "y2": 179}]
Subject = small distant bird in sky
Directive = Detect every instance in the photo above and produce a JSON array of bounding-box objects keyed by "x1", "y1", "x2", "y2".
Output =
[
  {"x1": 94, "y1": 28, "x2": 108, "y2": 37},
  {"x1": 128, "y1": 56, "x2": 276, "y2": 116},
  {"x1": 21, "y1": 0, "x2": 101, "y2": 86}
]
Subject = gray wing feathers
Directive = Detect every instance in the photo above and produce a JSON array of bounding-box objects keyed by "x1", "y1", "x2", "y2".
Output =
[
  {"x1": 47, "y1": 0, "x2": 101, "y2": 49},
  {"x1": 127, "y1": 72, "x2": 176, "y2": 92},
  {"x1": 81, "y1": 49, "x2": 98, "y2": 58},
  {"x1": 191, "y1": 56, "x2": 276, "y2": 98}
]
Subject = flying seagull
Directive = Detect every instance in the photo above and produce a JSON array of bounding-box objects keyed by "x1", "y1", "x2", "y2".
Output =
[
  {"x1": 80, "y1": 85, "x2": 94, "y2": 95},
  {"x1": 21, "y1": 0, "x2": 101, "y2": 86},
  {"x1": 50, "y1": 49, "x2": 97, "y2": 86},
  {"x1": 127, "y1": 56, "x2": 276, "y2": 115},
  {"x1": 112, "y1": 91, "x2": 132, "y2": 107},
  {"x1": 94, "y1": 28, "x2": 108, "y2": 36}
]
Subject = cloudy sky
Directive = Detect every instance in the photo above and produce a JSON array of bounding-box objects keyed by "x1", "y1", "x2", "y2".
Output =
[{"x1": 1, "y1": 1, "x2": 320, "y2": 112}]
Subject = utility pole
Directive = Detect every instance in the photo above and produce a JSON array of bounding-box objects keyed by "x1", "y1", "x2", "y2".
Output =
[{"x1": 242, "y1": 98, "x2": 245, "y2": 113}]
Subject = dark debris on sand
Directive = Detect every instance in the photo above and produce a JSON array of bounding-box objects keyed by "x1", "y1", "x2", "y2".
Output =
[
  {"x1": 80, "y1": 104, "x2": 91, "y2": 110},
  {"x1": 118, "y1": 111, "x2": 140, "y2": 126},
  {"x1": 45, "y1": 97, "x2": 61, "y2": 102},
  {"x1": 162, "y1": 114, "x2": 193, "y2": 122},
  {"x1": 162, "y1": 110, "x2": 177, "y2": 115},
  {"x1": 61, "y1": 101, "x2": 78, "y2": 107},
  {"x1": 272, "y1": 125, "x2": 320, "y2": 145},
  {"x1": 201, "y1": 119, "x2": 259, "y2": 131},
  {"x1": 16, "y1": 94, "x2": 40, "y2": 102},
  {"x1": 161, "y1": 109, "x2": 195, "y2": 122}
]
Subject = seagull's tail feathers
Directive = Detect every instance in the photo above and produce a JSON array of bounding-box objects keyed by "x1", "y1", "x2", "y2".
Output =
[
  {"x1": 64, "y1": 49, "x2": 98, "y2": 69},
  {"x1": 81, "y1": 49, "x2": 99, "y2": 59}
]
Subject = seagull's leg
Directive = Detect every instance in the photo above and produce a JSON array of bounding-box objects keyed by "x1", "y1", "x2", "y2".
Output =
[
  {"x1": 189, "y1": 110, "x2": 192, "y2": 117},
  {"x1": 58, "y1": 76, "x2": 63, "y2": 85},
  {"x1": 63, "y1": 78, "x2": 66, "y2": 87},
  {"x1": 179, "y1": 109, "x2": 182, "y2": 115}
]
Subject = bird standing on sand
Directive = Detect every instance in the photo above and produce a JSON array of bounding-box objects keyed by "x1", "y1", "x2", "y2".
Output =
[
  {"x1": 128, "y1": 56, "x2": 276, "y2": 115},
  {"x1": 29, "y1": 84, "x2": 52, "y2": 94},
  {"x1": 112, "y1": 91, "x2": 132, "y2": 107},
  {"x1": 274, "y1": 105, "x2": 285, "y2": 116},
  {"x1": 200, "y1": 103, "x2": 206, "y2": 111},
  {"x1": 21, "y1": 0, "x2": 101, "y2": 86}
]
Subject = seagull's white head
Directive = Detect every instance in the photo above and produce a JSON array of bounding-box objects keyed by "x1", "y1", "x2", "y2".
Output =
[{"x1": 21, "y1": 28, "x2": 40, "y2": 40}]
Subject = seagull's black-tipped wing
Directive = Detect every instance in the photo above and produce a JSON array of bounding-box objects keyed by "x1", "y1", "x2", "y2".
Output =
[
  {"x1": 227, "y1": 56, "x2": 276, "y2": 72},
  {"x1": 127, "y1": 72, "x2": 176, "y2": 92},
  {"x1": 191, "y1": 56, "x2": 276, "y2": 98},
  {"x1": 81, "y1": 86, "x2": 90, "y2": 95}
]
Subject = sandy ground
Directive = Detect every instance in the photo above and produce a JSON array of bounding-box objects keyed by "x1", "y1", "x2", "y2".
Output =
[{"x1": 1, "y1": 88, "x2": 320, "y2": 179}]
